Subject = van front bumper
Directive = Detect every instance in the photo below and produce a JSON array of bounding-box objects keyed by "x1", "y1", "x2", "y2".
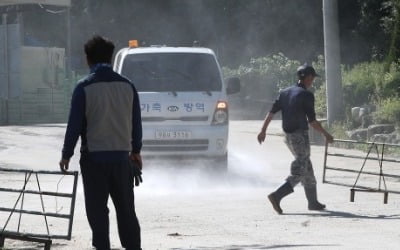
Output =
[{"x1": 141, "y1": 124, "x2": 228, "y2": 157}]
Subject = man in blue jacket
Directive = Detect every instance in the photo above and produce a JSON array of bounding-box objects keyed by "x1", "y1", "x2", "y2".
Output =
[
  {"x1": 257, "y1": 64, "x2": 333, "y2": 214},
  {"x1": 59, "y1": 35, "x2": 143, "y2": 250}
]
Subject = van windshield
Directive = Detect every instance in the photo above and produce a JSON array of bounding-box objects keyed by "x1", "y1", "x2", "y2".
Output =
[{"x1": 121, "y1": 53, "x2": 222, "y2": 92}]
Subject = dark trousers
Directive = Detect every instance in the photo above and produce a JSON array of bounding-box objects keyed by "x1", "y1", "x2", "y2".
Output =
[{"x1": 80, "y1": 156, "x2": 141, "y2": 250}]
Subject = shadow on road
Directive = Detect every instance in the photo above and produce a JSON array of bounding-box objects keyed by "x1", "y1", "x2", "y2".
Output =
[
  {"x1": 171, "y1": 243, "x2": 340, "y2": 250},
  {"x1": 285, "y1": 210, "x2": 400, "y2": 220}
]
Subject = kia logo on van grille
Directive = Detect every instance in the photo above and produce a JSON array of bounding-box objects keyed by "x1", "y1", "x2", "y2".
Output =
[{"x1": 167, "y1": 105, "x2": 179, "y2": 112}]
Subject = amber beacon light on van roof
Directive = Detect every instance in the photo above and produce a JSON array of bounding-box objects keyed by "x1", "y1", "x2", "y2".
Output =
[{"x1": 129, "y1": 40, "x2": 139, "y2": 48}]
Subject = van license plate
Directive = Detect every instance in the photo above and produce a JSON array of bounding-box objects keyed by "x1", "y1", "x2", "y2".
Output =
[{"x1": 155, "y1": 131, "x2": 192, "y2": 139}]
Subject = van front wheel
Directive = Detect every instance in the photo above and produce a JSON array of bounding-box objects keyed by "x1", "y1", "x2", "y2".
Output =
[{"x1": 213, "y1": 154, "x2": 228, "y2": 172}]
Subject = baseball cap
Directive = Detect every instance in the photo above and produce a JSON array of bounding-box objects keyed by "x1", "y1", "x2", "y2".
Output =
[{"x1": 297, "y1": 64, "x2": 320, "y2": 78}]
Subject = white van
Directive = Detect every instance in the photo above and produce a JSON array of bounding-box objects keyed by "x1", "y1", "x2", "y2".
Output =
[{"x1": 113, "y1": 42, "x2": 240, "y2": 169}]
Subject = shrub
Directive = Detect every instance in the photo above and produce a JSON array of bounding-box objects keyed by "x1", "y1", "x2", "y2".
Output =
[
  {"x1": 314, "y1": 83, "x2": 327, "y2": 118},
  {"x1": 342, "y1": 62, "x2": 382, "y2": 109},
  {"x1": 342, "y1": 61, "x2": 400, "y2": 108},
  {"x1": 381, "y1": 63, "x2": 400, "y2": 97},
  {"x1": 374, "y1": 97, "x2": 400, "y2": 125},
  {"x1": 222, "y1": 53, "x2": 325, "y2": 103}
]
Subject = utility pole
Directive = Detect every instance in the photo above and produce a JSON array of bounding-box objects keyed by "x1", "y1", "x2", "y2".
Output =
[
  {"x1": 66, "y1": 7, "x2": 71, "y2": 79},
  {"x1": 323, "y1": 0, "x2": 344, "y2": 126},
  {"x1": 2, "y1": 13, "x2": 9, "y2": 125}
]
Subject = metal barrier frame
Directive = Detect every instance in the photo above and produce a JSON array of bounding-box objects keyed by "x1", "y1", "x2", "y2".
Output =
[
  {"x1": 322, "y1": 139, "x2": 400, "y2": 203},
  {"x1": 0, "y1": 167, "x2": 78, "y2": 249}
]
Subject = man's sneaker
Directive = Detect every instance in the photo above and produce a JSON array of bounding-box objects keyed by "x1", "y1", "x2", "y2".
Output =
[{"x1": 268, "y1": 193, "x2": 283, "y2": 214}]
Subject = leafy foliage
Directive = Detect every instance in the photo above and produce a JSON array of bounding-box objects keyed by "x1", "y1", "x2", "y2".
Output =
[
  {"x1": 374, "y1": 97, "x2": 400, "y2": 125},
  {"x1": 341, "y1": 62, "x2": 381, "y2": 109},
  {"x1": 225, "y1": 54, "x2": 400, "y2": 126},
  {"x1": 340, "y1": 60, "x2": 400, "y2": 126},
  {"x1": 223, "y1": 54, "x2": 328, "y2": 119},
  {"x1": 314, "y1": 83, "x2": 327, "y2": 118},
  {"x1": 385, "y1": 0, "x2": 400, "y2": 66},
  {"x1": 223, "y1": 53, "x2": 301, "y2": 102},
  {"x1": 342, "y1": 61, "x2": 400, "y2": 107}
]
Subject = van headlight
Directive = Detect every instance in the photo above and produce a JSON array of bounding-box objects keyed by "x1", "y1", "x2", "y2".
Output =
[{"x1": 212, "y1": 101, "x2": 228, "y2": 125}]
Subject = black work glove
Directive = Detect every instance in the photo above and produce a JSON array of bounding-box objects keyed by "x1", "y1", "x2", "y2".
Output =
[{"x1": 131, "y1": 160, "x2": 143, "y2": 187}]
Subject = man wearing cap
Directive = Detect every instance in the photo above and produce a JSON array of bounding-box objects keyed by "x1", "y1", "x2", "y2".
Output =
[{"x1": 257, "y1": 64, "x2": 334, "y2": 214}]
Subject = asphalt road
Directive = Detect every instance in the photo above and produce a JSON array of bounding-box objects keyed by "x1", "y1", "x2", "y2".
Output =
[{"x1": 0, "y1": 121, "x2": 399, "y2": 250}]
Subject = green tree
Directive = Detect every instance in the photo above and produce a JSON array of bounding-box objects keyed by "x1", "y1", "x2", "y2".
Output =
[{"x1": 386, "y1": 0, "x2": 400, "y2": 67}]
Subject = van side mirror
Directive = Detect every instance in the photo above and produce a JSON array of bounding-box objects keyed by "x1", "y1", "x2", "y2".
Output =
[{"x1": 226, "y1": 77, "x2": 240, "y2": 95}]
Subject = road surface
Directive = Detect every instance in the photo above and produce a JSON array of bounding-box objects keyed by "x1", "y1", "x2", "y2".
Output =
[{"x1": 0, "y1": 121, "x2": 399, "y2": 249}]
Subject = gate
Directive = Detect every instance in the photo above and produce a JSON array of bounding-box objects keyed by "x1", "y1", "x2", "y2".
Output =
[
  {"x1": 0, "y1": 168, "x2": 78, "y2": 249},
  {"x1": 322, "y1": 139, "x2": 400, "y2": 203}
]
